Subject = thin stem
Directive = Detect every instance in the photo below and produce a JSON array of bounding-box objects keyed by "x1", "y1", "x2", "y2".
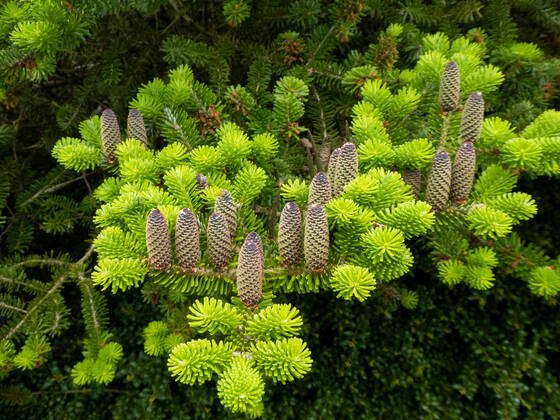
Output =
[{"x1": 20, "y1": 174, "x2": 92, "y2": 208}]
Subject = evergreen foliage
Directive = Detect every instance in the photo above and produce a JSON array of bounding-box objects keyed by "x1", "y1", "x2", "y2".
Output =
[{"x1": 2, "y1": 1, "x2": 560, "y2": 417}]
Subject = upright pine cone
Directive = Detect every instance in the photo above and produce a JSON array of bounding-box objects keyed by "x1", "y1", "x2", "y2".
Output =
[
  {"x1": 196, "y1": 174, "x2": 208, "y2": 191},
  {"x1": 101, "y1": 108, "x2": 122, "y2": 163},
  {"x1": 334, "y1": 142, "x2": 358, "y2": 195},
  {"x1": 214, "y1": 190, "x2": 238, "y2": 239},
  {"x1": 460, "y1": 92, "x2": 485, "y2": 143},
  {"x1": 175, "y1": 208, "x2": 200, "y2": 271},
  {"x1": 308, "y1": 172, "x2": 332, "y2": 206},
  {"x1": 127, "y1": 109, "x2": 147, "y2": 145},
  {"x1": 278, "y1": 202, "x2": 302, "y2": 267},
  {"x1": 404, "y1": 169, "x2": 423, "y2": 197},
  {"x1": 237, "y1": 234, "x2": 264, "y2": 309},
  {"x1": 451, "y1": 141, "x2": 476, "y2": 202},
  {"x1": 439, "y1": 61, "x2": 461, "y2": 112},
  {"x1": 425, "y1": 151, "x2": 452, "y2": 212},
  {"x1": 207, "y1": 212, "x2": 232, "y2": 270},
  {"x1": 327, "y1": 148, "x2": 340, "y2": 187},
  {"x1": 146, "y1": 209, "x2": 172, "y2": 270},
  {"x1": 245, "y1": 231, "x2": 263, "y2": 257},
  {"x1": 304, "y1": 204, "x2": 329, "y2": 272},
  {"x1": 327, "y1": 147, "x2": 340, "y2": 196}
]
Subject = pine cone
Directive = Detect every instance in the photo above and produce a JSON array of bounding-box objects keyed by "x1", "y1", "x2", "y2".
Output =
[
  {"x1": 278, "y1": 202, "x2": 302, "y2": 267},
  {"x1": 451, "y1": 141, "x2": 476, "y2": 202},
  {"x1": 196, "y1": 174, "x2": 208, "y2": 191},
  {"x1": 146, "y1": 209, "x2": 172, "y2": 270},
  {"x1": 237, "y1": 236, "x2": 264, "y2": 309},
  {"x1": 245, "y1": 231, "x2": 263, "y2": 257},
  {"x1": 439, "y1": 61, "x2": 461, "y2": 112},
  {"x1": 425, "y1": 151, "x2": 452, "y2": 212},
  {"x1": 101, "y1": 108, "x2": 122, "y2": 163},
  {"x1": 214, "y1": 190, "x2": 238, "y2": 239},
  {"x1": 127, "y1": 109, "x2": 147, "y2": 145},
  {"x1": 207, "y1": 212, "x2": 232, "y2": 270},
  {"x1": 327, "y1": 148, "x2": 340, "y2": 189},
  {"x1": 460, "y1": 92, "x2": 485, "y2": 143},
  {"x1": 334, "y1": 142, "x2": 358, "y2": 195},
  {"x1": 175, "y1": 208, "x2": 200, "y2": 270},
  {"x1": 308, "y1": 172, "x2": 332, "y2": 206},
  {"x1": 304, "y1": 204, "x2": 329, "y2": 272},
  {"x1": 404, "y1": 169, "x2": 422, "y2": 197}
]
